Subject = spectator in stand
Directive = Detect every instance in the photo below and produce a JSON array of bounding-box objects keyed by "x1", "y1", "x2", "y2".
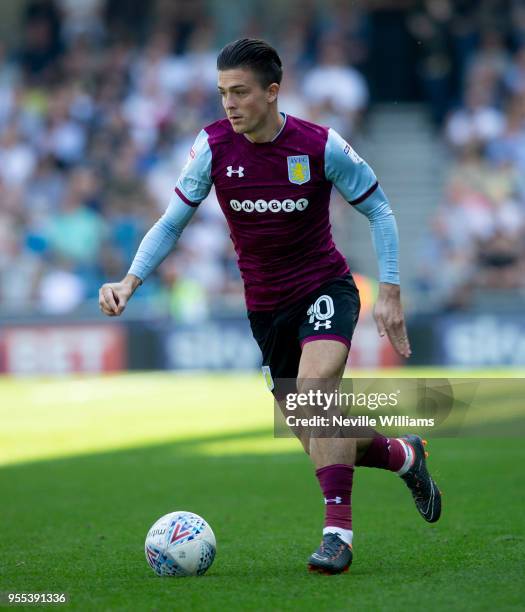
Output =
[
  {"x1": 44, "y1": 167, "x2": 107, "y2": 277},
  {"x1": 17, "y1": 0, "x2": 64, "y2": 82},
  {"x1": 472, "y1": 229, "x2": 524, "y2": 296},
  {"x1": 407, "y1": 0, "x2": 456, "y2": 125},
  {"x1": 504, "y1": 45, "x2": 525, "y2": 95},
  {"x1": 487, "y1": 93, "x2": 525, "y2": 181},
  {"x1": 302, "y1": 37, "x2": 369, "y2": 134},
  {"x1": 0, "y1": 122, "x2": 36, "y2": 188},
  {"x1": 445, "y1": 78, "x2": 506, "y2": 148}
]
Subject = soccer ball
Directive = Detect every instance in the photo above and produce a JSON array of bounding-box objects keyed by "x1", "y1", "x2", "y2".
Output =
[{"x1": 144, "y1": 511, "x2": 216, "y2": 577}]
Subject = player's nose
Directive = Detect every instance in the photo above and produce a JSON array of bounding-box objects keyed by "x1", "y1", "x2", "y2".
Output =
[{"x1": 223, "y1": 94, "x2": 237, "y2": 110}]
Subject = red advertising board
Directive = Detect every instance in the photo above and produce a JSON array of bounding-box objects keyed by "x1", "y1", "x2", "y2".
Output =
[
  {"x1": 0, "y1": 325, "x2": 126, "y2": 375},
  {"x1": 348, "y1": 317, "x2": 402, "y2": 368},
  {"x1": 349, "y1": 274, "x2": 403, "y2": 368}
]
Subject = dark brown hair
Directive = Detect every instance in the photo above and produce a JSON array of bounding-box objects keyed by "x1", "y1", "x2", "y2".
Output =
[{"x1": 217, "y1": 38, "x2": 283, "y2": 87}]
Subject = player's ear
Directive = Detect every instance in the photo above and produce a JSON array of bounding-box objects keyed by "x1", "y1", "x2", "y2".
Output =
[{"x1": 267, "y1": 82, "x2": 279, "y2": 103}]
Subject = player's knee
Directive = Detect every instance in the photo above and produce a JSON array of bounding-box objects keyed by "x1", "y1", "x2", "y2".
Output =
[
  {"x1": 298, "y1": 357, "x2": 346, "y2": 382},
  {"x1": 296, "y1": 374, "x2": 337, "y2": 395}
]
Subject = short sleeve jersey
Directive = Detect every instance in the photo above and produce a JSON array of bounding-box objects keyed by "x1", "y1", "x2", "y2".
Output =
[{"x1": 174, "y1": 113, "x2": 379, "y2": 311}]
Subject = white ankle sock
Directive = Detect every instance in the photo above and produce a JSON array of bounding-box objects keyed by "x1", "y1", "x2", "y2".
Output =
[
  {"x1": 323, "y1": 526, "x2": 353, "y2": 546},
  {"x1": 396, "y1": 439, "x2": 415, "y2": 476}
]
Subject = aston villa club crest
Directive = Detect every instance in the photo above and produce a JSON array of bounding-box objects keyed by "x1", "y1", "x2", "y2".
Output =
[{"x1": 287, "y1": 155, "x2": 310, "y2": 185}]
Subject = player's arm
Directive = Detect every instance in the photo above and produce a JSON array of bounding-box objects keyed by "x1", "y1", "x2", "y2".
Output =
[
  {"x1": 99, "y1": 130, "x2": 212, "y2": 317},
  {"x1": 324, "y1": 128, "x2": 411, "y2": 358}
]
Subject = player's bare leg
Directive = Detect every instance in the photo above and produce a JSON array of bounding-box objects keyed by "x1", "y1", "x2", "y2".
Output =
[
  {"x1": 297, "y1": 339, "x2": 364, "y2": 574},
  {"x1": 297, "y1": 340, "x2": 366, "y2": 467},
  {"x1": 292, "y1": 341, "x2": 371, "y2": 460}
]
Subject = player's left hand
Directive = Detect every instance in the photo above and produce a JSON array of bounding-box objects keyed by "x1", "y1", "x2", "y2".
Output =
[{"x1": 373, "y1": 283, "x2": 411, "y2": 358}]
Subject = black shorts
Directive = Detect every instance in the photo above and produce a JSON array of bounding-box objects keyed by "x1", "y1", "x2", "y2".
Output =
[{"x1": 248, "y1": 274, "x2": 360, "y2": 391}]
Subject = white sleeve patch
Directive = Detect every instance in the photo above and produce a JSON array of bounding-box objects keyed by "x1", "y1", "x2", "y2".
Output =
[
  {"x1": 176, "y1": 129, "x2": 213, "y2": 203},
  {"x1": 342, "y1": 141, "x2": 363, "y2": 164}
]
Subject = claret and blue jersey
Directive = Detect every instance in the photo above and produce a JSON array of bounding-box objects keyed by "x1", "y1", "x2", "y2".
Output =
[{"x1": 129, "y1": 113, "x2": 399, "y2": 310}]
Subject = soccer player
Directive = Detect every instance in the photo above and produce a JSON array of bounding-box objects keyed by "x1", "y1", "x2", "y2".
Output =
[{"x1": 99, "y1": 38, "x2": 441, "y2": 574}]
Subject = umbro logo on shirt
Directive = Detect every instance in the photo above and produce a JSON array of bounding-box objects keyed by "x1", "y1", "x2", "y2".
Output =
[{"x1": 226, "y1": 165, "x2": 244, "y2": 177}]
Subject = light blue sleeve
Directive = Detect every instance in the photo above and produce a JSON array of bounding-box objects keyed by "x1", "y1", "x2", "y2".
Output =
[
  {"x1": 175, "y1": 129, "x2": 213, "y2": 204},
  {"x1": 354, "y1": 191, "x2": 400, "y2": 284},
  {"x1": 325, "y1": 128, "x2": 378, "y2": 204},
  {"x1": 128, "y1": 130, "x2": 213, "y2": 281},
  {"x1": 128, "y1": 192, "x2": 198, "y2": 281},
  {"x1": 325, "y1": 128, "x2": 400, "y2": 284}
]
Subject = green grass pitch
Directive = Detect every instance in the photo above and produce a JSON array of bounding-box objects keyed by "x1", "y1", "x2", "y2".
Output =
[{"x1": 0, "y1": 371, "x2": 524, "y2": 611}]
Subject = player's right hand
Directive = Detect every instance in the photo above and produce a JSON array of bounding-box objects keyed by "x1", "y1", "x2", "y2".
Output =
[{"x1": 99, "y1": 276, "x2": 140, "y2": 316}]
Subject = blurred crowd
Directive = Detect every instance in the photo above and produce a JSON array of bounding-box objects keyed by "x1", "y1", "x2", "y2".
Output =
[
  {"x1": 0, "y1": 0, "x2": 524, "y2": 317},
  {"x1": 415, "y1": 0, "x2": 525, "y2": 309},
  {"x1": 0, "y1": 0, "x2": 371, "y2": 317}
]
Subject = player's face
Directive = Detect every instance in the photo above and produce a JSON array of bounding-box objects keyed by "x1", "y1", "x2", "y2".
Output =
[{"x1": 218, "y1": 68, "x2": 278, "y2": 135}]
